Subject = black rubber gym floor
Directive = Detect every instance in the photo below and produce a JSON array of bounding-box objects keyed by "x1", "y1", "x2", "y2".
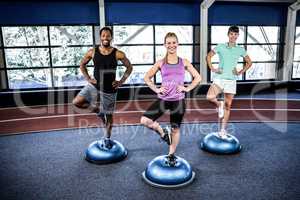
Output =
[{"x1": 0, "y1": 122, "x2": 299, "y2": 200}]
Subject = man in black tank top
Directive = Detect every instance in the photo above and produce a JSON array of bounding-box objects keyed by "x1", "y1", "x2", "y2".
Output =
[{"x1": 73, "y1": 27, "x2": 132, "y2": 148}]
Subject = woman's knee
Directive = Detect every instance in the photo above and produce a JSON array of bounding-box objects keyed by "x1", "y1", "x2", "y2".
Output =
[
  {"x1": 140, "y1": 116, "x2": 152, "y2": 125},
  {"x1": 141, "y1": 117, "x2": 160, "y2": 130}
]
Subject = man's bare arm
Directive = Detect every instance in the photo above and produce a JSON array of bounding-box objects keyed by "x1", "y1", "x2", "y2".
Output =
[
  {"x1": 80, "y1": 49, "x2": 96, "y2": 84},
  {"x1": 117, "y1": 51, "x2": 133, "y2": 84}
]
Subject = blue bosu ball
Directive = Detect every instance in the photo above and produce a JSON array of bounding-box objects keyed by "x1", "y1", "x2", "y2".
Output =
[
  {"x1": 142, "y1": 155, "x2": 195, "y2": 188},
  {"x1": 200, "y1": 132, "x2": 242, "y2": 154},
  {"x1": 85, "y1": 139, "x2": 127, "y2": 164}
]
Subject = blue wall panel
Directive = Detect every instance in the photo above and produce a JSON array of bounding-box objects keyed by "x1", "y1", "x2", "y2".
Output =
[
  {"x1": 106, "y1": 2, "x2": 198, "y2": 25},
  {"x1": 0, "y1": 1, "x2": 294, "y2": 26},
  {"x1": 0, "y1": 1, "x2": 99, "y2": 25},
  {"x1": 209, "y1": 3, "x2": 288, "y2": 26}
]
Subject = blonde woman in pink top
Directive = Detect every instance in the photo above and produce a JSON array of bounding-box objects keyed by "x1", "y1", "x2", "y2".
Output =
[{"x1": 140, "y1": 32, "x2": 201, "y2": 165}]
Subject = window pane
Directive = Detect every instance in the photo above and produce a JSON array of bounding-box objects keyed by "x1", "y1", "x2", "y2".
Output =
[
  {"x1": 293, "y1": 33, "x2": 300, "y2": 78},
  {"x1": 292, "y1": 62, "x2": 300, "y2": 79},
  {"x1": 116, "y1": 65, "x2": 151, "y2": 84},
  {"x1": 50, "y1": 26, "x2": 93, "y2": 46},
  {"x1": 293, "y1": 44, "x2": 300, "y2": 61},
  {"x1": 118, "y1": 46, "x2": 153, "y2": 64},
  {"x1": 156, "y1": 71, "x2": 193, "y2": 83},
  {"x1": 7, "y1": 69, "x2": 52, "y2": 89},
  {"x1": 155, "y1": 45, "x2": 192, "y2": 62},
  {"x1": 5, "y1": 48, "x2": 50, "y2": 68},
  {"x1": 246, "y1": 62, "x2": 276, "y2": 80},
  {"x1": 295, "y1": 27, "x2": 300, "y2": 43},
  {"x1": 247, "y1": 45, "x2": 278, "y2": 62},
  {"x1": 53, "y1": 67, "x2": 93, "y2": 87},
  {"x1": 155, "y1": 26, "x2": 193, "y2": 44},
  {"x1": 184, "y1": 71, "x2": 193, "y2": 82},
  {"x1": 211, "y1": 26, "x2": 245, "y2": 44},
  {"x1": 247, "y1": 26, "x2": 279, "y2": 43},
  {"x1": 51, "y1": 47, "x2": 91, "y2": 66},
  {"x1": 210, "y1": 45, "x2": 219, "y2": 63},
  {"x1": 2, "y1": 26, "x2": 48, "y2": 46},
  {"x1": 113, "y1": 25, "x2": 153, "y2": 44},
  {"x1": 235, "y1": 63, "x2": 244, "y2": 80}
]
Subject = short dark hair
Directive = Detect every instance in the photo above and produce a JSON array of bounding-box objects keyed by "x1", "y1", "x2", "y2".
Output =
[
  {"x1": 228, "y1": 26, "x2": 239, "y2": 34},
  {"x1": 99, "y1": 26, "x2": 113, "y2": 37}
]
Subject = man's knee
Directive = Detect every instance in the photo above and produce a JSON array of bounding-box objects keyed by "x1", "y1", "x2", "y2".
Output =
[
  {"x1": 72, "y1": 96, "x2": 87, "y2": 108},
  {"x1": 72, "y1": 97, "x2": 80, "y2": 107}
]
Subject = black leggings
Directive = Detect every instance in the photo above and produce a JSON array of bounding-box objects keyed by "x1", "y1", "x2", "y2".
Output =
[{"x1": 143, "y1": 99, "x2": 186, "y2": 129}]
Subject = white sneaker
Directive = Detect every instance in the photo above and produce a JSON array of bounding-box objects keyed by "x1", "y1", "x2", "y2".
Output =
[
  {"x1": 218, "y1": 101, "x2": 224, "y2": 118},
  {"x1": 218, "y1": 129, "x2": 229, "y2": 139}
]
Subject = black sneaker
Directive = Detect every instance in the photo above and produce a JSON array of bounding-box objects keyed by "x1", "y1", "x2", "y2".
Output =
[
  {"x1": 166, "y1": 154, "x2": 177, "y2": 167},
  {"x1": 97, "y1": 112, "x2": 107, "y2": 125},
  {"x1": 160, "y1": 127, "x2": 172, "y2": 145},
  {"x1": 104, "y1": 138, "x2": 113, "y2": 149}
]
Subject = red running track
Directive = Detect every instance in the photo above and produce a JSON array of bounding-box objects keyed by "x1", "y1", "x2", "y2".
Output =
[{"x1": 0, "y1": 99, "x2": 299, "y2": 135}]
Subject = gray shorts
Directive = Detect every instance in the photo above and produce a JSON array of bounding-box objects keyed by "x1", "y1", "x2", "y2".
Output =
[{"x1": 78, "y1": 83, "x2": 117, "y2": 114}]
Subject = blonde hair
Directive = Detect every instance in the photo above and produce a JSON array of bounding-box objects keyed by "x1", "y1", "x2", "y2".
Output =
[{"x1": 163, "y1": 32, "x2": 178, "y2": 64}]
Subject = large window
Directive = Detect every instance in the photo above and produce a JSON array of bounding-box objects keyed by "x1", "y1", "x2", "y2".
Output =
[
  {"x1": 293, "y1": 27, "x2": 300, "y2": 79},
  {"x1": 209, "y1": 26, "x2": 280, "y2": 81},
  {"x1": 210, "y1": 26, "x2": 245, "y2": 81},
  {"x1": 246, "y1": 26, "x2": 279, "y2": 80},
  {"x1": 1, "y1": 26, "x2": 93, "y2": 89},
  {"x1": 113, "y1": 25, "x2": 193, "y2": 85},
  {"x1": 3, "y1": 26, "x2": 51, "y2": 89},
  {"x1": 50, "y1": 26, "x2": 93, "y2": 87},
  {"x1": 155, "y1": 26, "x2": 193, "y2": 83},
  {"x1": 0, "y1": 24, "x2": 286, "y2": 90},
  {"x1": 113, "y1": 25, "x2": 154, "y2": 85}
]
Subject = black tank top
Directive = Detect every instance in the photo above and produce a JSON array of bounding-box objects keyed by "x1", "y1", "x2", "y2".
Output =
[{"x1": 93, "y1": 46, "x2": 118, "y2": 93}]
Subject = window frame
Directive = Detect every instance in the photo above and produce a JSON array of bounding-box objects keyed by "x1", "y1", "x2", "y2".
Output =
[{"x1": 292, "y1": 26, "x2": 300, "y2": 80}]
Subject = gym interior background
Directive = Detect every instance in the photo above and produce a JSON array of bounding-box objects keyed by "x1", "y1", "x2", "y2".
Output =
[{"x1": 0, "y1": 0, "x2": 299, "y2": 199}]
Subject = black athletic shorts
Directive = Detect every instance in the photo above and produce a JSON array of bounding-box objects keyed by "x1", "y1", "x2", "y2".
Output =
[{"x1": 143, "y1": 98, "x2": 186, "y2": 129}]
